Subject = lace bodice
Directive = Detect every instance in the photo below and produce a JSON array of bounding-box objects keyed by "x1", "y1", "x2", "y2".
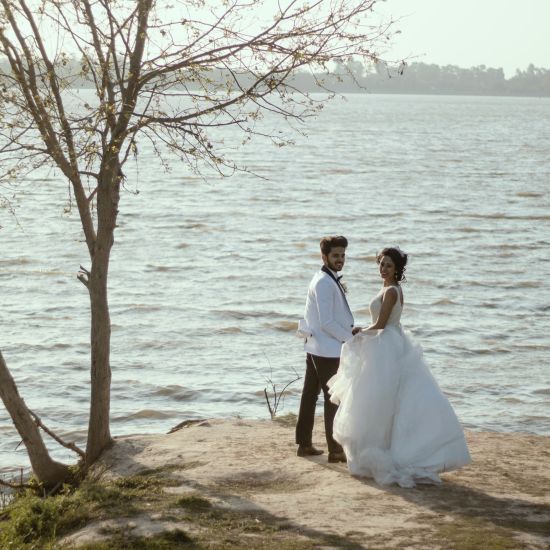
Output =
[{"x1": 369, "y1": 286, "x2": 403, "y2": 326}]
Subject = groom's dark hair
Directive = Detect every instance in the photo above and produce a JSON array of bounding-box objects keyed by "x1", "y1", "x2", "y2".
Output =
[{"x1": 320, "y1": 235, "x2": 348, "y2": 255}]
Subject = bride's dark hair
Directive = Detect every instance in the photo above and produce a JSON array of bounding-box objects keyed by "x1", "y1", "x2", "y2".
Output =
[{"x1": 377, "y1": 247, "x2": 408, "y2": 283}]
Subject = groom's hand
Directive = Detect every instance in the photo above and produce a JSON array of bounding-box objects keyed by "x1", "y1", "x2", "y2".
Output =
[{"x1": 352, "y1": 326, "x2": 363, "y2": 335}]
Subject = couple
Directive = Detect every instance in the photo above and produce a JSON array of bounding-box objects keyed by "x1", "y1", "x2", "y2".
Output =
[{"x1": 295, "y1": 236, "x2": 471, "y2": 488}]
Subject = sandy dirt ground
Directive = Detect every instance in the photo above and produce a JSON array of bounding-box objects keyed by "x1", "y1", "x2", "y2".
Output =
[{"x1": 62, "y1": 417, "x2": 550, "y2": 549}]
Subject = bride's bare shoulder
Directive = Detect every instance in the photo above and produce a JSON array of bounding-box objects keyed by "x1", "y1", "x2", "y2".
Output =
[{"x1": 383, "y1": 285, "x2": 403, "y2": 305}]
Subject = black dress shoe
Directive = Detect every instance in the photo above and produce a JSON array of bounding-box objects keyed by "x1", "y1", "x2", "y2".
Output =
[
  {"x1": 328, "y1": 451, "x2": 347, "y2": 463},
  {"x1": 296, "y1": 445, "x2": 324, "y2": 457}
]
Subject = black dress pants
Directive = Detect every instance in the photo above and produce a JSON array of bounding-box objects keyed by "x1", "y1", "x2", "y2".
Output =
[{"x1": 295, "y1": 353, "x2": 343, "y2": 454}]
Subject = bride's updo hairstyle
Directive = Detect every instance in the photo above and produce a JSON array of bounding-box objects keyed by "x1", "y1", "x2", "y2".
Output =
[{"x1": 377, "y1": 247, "x2": 408, "y2": 283}]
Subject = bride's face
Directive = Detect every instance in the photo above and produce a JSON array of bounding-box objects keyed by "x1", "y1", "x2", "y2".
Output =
[{"x1": 379, "y1": 255, "x2": 396, "y2": 283}]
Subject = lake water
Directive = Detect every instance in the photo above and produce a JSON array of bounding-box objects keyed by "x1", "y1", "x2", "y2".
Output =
[{"x1": 1, "y1": 93, "x2": 549, "y2": 476}]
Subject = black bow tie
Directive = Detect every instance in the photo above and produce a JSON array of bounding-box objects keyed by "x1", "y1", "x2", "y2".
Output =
[{"x1": 337, "y1": 275, "x2": 343, "y2": 281}]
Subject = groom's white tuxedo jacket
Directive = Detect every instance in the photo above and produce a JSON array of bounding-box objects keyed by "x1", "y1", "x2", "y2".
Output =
[{"x1": 302, "y1": 268, "x2": 354, "y2": 358}]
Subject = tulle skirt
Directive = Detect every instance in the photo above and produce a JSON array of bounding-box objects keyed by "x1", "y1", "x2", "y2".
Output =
[{"x1": 328, "y1": 325, "x2": 471, "y2": 488}]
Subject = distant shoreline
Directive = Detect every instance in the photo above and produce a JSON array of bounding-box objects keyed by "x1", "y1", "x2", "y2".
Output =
[
  {"x1": 2, "y1": 60, "x2": 549, "y2": 98},
  {"x1": 48, "y1": 83, "x2": 550, "y2": 99},
  {"x1": 69, "y1": 88, "x2": 550, "y2": 99}
]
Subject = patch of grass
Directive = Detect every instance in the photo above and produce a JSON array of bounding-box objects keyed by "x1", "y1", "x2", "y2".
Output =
[
  {"x1": 493, "y1": 516, "x2": 550, "y2": 536},
  {"x1": 176, "y1": 495, "x2": 212, "y2": 512},
  {"x1": 178, "y1": 508, "x2": 317, "y2": 549},
  {"x1": 0, "y1": 473, "x2": 179, "y2": 549},
  {"x1": 0, "y1": 489, "x2": 91, "y2": 549},
  {"x1": 433, "y1": 517, "x2": 524, "y2": 550},
  {"x1": 138, "y1": 462, "x2": 205, "y2": 476},
  {"x1": 72, "y1": 502, "x2": 336, "y2": 550},
  {"x1": 79, "y1": 481, "x2": 138, "y2": 517},
  {"x1": 78, "y1": 529, "x2": 195, "y2": 549},
  {"x1": 113, "y1": 473, "x2": 176, "y2": 492},
  {"x1": 213, "y1": 472, "x2": 307, "y2": 495},
  {"x1": 0, "y1": 474, "x2": 367, "y2": 550}
]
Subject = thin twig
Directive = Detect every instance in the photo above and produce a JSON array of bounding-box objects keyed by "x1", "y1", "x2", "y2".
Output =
[
  {"x1": 29, "y1": 409, "x2": 86, "y2": 458},
  {"x1": 273, "y1": 371, "x2": 301, "y2": 413},
  {"x1": 263, "y1": 352, "x2": 301, "y2": 418},
  {"x1": 263, "y1": 388, "x2": 274, "y2": 418},
  {"x1": 0, "y1": 477, "x2": 31, "y2": 490}
]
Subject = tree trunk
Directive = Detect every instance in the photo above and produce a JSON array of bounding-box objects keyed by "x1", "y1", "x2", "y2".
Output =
[
  {"x1": 0, "y1": 351, "x2": 71, "y2": 487},
  {"x1": 85, "y1": 251, "x2": 113, "y2": 464},
  {"x1": 84, "y1": 169, "x2": 120, "y2": 464}
]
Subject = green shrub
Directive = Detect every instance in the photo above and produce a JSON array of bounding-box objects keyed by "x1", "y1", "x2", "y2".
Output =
[{"x1": 0, "y1": 489, "x2": 90, "y2": 548}]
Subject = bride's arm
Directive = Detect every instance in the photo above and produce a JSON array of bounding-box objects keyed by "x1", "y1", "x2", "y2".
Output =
[{"x1": 362, "y1": 287, "x2": 398, "y2": 331}]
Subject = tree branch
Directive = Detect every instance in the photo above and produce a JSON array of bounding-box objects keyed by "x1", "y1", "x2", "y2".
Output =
[
  {"x1": 0, "y1": 477, "x2": 31, "y2": 490},
  {"x1": 29, "y1": 409, "x2": 86, "y2": 459},
  {"x1": 77, "y1": 265, "x2": 91, "y2": 288}
]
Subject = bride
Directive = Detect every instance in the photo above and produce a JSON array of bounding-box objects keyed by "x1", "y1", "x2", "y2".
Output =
[{"x1": 328, "y1": 246, "x2": 471, "y2": 487}]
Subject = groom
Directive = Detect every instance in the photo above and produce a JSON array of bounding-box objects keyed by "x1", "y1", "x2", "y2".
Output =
[{"x1": 295, "y1": 235, "x2": 356, "y2": 463}]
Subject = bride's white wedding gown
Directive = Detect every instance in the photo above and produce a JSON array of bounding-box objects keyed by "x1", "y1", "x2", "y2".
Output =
[{"x1": 328, "y1": 286, "x2": 471, "y2": 488}]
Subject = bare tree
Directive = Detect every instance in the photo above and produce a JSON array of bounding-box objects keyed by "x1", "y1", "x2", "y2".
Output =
[{"x1": 0, "y1": 0, "x2": 395, "y2": 487}]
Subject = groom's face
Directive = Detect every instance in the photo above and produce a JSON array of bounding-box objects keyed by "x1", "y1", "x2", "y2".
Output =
[{"x1": 323, "y1": 246, "x2": 346, "y2": 272}]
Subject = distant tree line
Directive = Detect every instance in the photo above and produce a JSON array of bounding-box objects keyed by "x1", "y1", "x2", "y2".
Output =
[
  {"x1": 325, "y1": 61, "x2": 550, "y2": 96},
  {"x1": 1, "y1": 57, "x2": 549, "y2": 97}
]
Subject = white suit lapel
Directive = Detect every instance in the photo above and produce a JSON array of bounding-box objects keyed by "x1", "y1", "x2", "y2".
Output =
[{"x1": 321, "y1": 266, "x2": 353, "y2": 319}]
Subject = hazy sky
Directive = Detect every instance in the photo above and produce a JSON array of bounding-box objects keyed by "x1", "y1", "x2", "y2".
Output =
[
  {"x1": 4, "y1": 0, "x2": 548, "y2": 78},
  {"x1": 378, "y1": 0, "x2": 550, "y2": 76}
]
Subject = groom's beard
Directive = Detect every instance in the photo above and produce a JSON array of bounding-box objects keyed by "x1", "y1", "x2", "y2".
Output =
[{"x1": 326, "y1": 260, "x2": 344, "y2": 272}]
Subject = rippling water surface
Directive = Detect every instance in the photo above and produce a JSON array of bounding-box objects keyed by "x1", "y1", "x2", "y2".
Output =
[{"x1": 1, "y1": 93, "x2": 549, "y2": 474}]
